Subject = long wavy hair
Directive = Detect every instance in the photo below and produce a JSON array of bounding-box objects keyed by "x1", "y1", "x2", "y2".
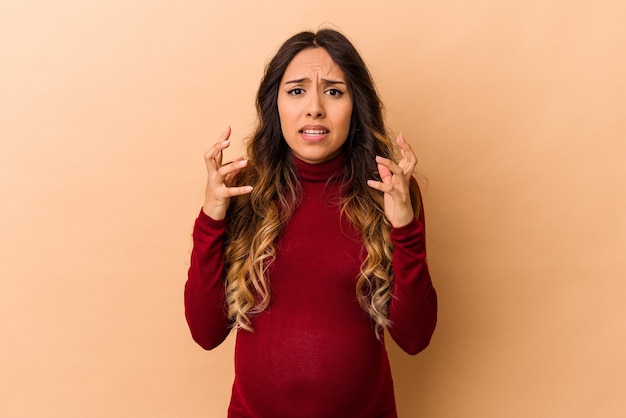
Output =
[{"x1": 224, "y1": 29, "x2": 420, "y2": 338}]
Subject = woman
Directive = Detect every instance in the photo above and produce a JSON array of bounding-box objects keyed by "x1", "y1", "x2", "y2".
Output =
[{"x1": 185, "y1": 28, "x2": 437, "y2": 418}]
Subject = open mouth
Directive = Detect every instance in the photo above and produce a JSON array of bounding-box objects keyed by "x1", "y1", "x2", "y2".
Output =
[{"x1": 300, "y1": 129, "x2": 329, "y2": 136}]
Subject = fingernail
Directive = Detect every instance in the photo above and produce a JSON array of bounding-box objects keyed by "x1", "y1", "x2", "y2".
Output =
[{"x1": 238, "y1": 159, "x2": 248, "y2": 166}]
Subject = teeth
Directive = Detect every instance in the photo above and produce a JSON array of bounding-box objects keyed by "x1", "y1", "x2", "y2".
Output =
[{"x1": 302, "y1": 130, "x2": 326, "y2": 135}]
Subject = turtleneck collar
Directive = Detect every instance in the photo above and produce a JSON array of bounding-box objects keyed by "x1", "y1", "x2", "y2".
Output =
[{"x1": 293, "y1": 152, "x2": 346, "y2": 182}]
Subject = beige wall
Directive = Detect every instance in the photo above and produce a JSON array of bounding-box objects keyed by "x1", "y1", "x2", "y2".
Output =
[{"x1": 1, "y1": 0, "x2": 624, "y2": 417}]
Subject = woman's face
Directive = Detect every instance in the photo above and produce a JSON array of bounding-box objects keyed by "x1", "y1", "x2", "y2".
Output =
[{"x1": 277, "y1": 47, "x2": 353, "y2": 164}]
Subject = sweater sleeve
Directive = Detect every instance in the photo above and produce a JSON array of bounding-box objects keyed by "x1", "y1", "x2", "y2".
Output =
[
  {"x1": 184, "y1": 210, "x2": 232, "y2": 350},
  {"x1": 387, "y1": 198, "x2": 438, "y2": 355}
]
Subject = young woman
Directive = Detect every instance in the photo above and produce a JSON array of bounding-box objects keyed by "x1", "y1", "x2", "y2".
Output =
[{"x1": 185, "y1": 29, "x2": 437, "y2": 418}]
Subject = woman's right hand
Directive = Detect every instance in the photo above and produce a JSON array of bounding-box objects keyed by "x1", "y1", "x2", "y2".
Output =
[{"x1": 202, "y1": 126, "x2": 253, "y2": 220}]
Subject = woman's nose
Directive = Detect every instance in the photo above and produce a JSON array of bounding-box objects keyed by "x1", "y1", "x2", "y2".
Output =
[{"x1": 306, "y1": 93, "x2": 325, "y2": 118}]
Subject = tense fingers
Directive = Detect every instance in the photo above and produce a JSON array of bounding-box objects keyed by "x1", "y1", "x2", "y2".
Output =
[
  {"x1": 366, "y1": 132, "x2": 418, "y2": 227},
  {"x1": 395, "y1": 133, "x2": 417, "y2": 175},
  {"x1": 221, "y1": 158, "x2": 249, "y2": 186},
  {"x1": 374, "y1": 155, "x2": 405, "y2": 179},
  {"x1": 204, "y1": 127, "x2": 232, "y2": 171},
  {"x1": 202, "y1": 127, "x2": 253, "y2": 219}
]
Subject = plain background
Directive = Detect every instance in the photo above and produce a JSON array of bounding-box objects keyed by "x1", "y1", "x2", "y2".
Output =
[{"x1": 1, "y1": 0, "x2": 625, "y2": 417}]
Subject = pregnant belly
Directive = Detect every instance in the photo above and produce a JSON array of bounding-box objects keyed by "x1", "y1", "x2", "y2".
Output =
[{"x1": 230, "y1": 309, "x2": 391, "y2": 417}]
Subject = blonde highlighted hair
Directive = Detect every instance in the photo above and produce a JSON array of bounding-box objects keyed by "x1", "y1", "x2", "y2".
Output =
[{"x1": 223, "y1": 29, "x2": 420, "y2": 338}]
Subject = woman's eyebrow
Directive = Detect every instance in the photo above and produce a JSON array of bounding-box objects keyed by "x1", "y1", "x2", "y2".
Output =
[
  {"x1": 284, "y1": 77, "x2": 310, "y2": 85},
  {"x1": 322, "y1": 79, "x2": 347, "y2": 86}
]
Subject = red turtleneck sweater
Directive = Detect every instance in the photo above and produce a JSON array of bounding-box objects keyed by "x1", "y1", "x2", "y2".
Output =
[{"x1": 185, "y1": 154, "x2": 437, "y2": 418}]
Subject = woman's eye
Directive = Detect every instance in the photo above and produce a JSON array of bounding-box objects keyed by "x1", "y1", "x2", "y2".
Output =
[
  {"x1": 326, "y1": 88, "x2": 344, "y2": 97},
  {"x1": 287, "y1": 88, "x2": 304, "y2": 95}
]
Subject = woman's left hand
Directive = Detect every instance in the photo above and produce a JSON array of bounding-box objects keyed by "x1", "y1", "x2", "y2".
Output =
[{"x1": 367, "y1": 133, "x2": 417, "y2": 228}]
